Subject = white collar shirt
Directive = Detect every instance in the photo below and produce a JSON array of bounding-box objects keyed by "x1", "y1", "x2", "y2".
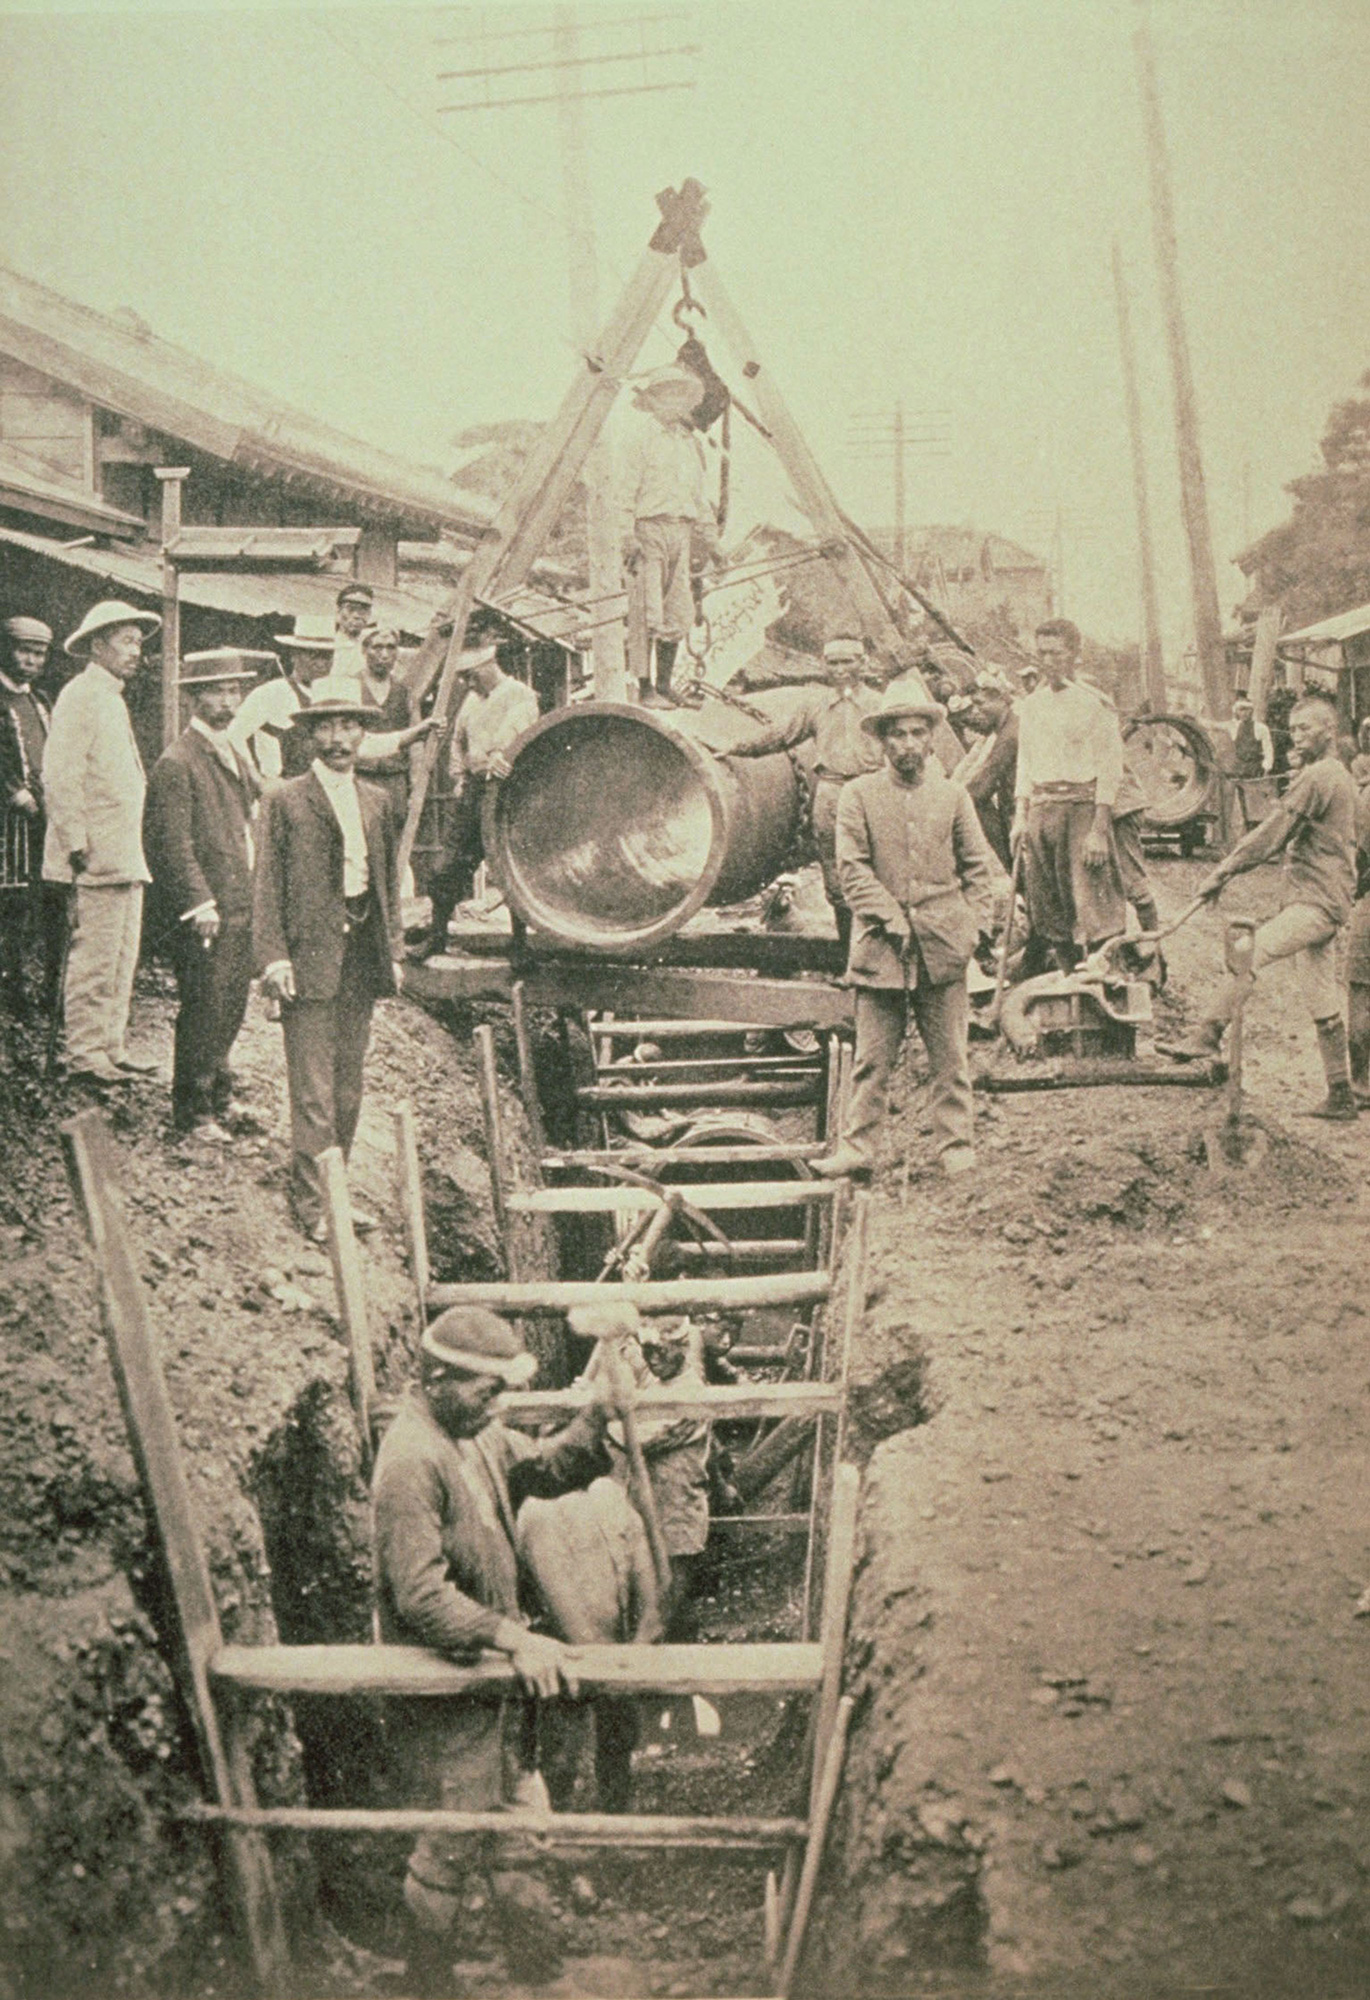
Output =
[{"x1": 311, "y1": 758, "x2": 370, "y2": 896}]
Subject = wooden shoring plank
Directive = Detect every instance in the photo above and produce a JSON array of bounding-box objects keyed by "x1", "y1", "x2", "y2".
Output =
[
  {"x1": 60, "y1": 1112, "x2": 289, "y2": 1995},
  {"x1": 405, "y1": 957, "x2": 855, "y2": 1031},
  {"x1": 591, "y1": 1056, "x2": 821, "y2": 1077},
  {"x1": 319, "y1": 1149, "x2": 376, "y2": 1464},
  {"x1": 182, "y1": 1805, "x2": 808, "y2": 1848},
  {"x1": 821, "y1": 1032, "x2": 840, "y2": 1145},
  {"x1": 832, "y1": 1193, "x2": 867, "y2": 1471},
  {"x1": 576, "y1": 1081, "x2": 820, "y2": 1109},
  {"x1": 210, "y1": 1639, "x2": 823, "y2": 1699},
  {"x1": 542, "y1": 1144, "x2": 825, "y2": 1171},
  {"x1": 586, "y1": 1017, "x2": 777, "y2": 1039},
  {"x1": 508, "y1": 1182, "x2": 835, "y2": 1215},
  {"x1": 426, "y1": 1272, "x2": 830, "y2": 1313},
  {"x1": 474, "y1": 1022, "x2": 519, "y2": 1279},
  {"x1": 501, "y1": 1382, "x2": 842, "y2": 1423},
  {"x1": 707, "y1": 1513, "x2": 809, "y2": 1538},
  {"x1": 666, "y1": 1239, "x2": 809, "y2": 1266},
  {"x1": 392, "y1": 1102, "x2": 430, "y2": 1324},
  {"x1": 808, "y1": 1462, "x2": 861, "y2": 1814},
  {"x1": 777, "y1": 1695, "x2": 854, "y2": 1997},
  {"x1": 510, "y1": 979, "x2": 547, "y2": 1153},
  {"x1": 836, "y1": 1036, "x2": 854, "y2": 1135}
]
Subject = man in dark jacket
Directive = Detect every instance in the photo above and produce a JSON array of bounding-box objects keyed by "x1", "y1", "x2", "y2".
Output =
[
  {"x1": 253, "y1": 677, "x2": 403, "y2": 1237},
  {"x1": 815, "y1": 682, "x2": 995, "y2": 1181},
  {"x1": 0, "y1": 614, "x2": 64, "y2": 1019},
  {"x1": 144, "y1": 650, "x2": 267, "y2": 1137},
  {"x1": 374, "y1": 1306, "x2": 625, "y2": 1987}
]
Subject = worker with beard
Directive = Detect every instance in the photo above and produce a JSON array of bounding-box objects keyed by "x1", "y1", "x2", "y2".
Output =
[
  {"x1": 1158, "y1": 694, "x2": 1359, "y2": 1120},
  {"x1": 373, "y1": 1307, "x2": 621, "y2": 1990},
  {"x1": 815, "y1": 682, "x2": 994, "y2": 1181}
]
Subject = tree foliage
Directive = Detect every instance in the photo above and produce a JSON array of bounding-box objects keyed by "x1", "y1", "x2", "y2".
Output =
[{"x1": 1241, "y1": 375, "x2": 1370, "y2": 627}]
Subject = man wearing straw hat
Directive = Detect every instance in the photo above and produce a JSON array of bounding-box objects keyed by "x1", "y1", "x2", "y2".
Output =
[
  {"x1": 144, "y1": 649, "x2": 269, "y2": 1137},
  {"x1": 0, "y1": 614, "x2": 64, "y2": 1020},
  {"x1": 253, "y1": 676, "x2": 404, "y2": 1238},
  {"x1": 814, "y1": 681, "x2": 995, "y2": 1181},
  {"x1": 41, "y1": 599, "x2": 161, "y2": 1086},
  {"x1": 620, "y1": 363, "x2": 716, "y2": 703}
]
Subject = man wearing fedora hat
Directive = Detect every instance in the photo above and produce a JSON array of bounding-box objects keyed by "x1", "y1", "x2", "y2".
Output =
[
  {"x1": 230, "y1": 629, "x2": 432, "y2": 786},
  {"x1": 144, "y1": 650, "x2": 269, "y2": 1137},
  {"x1": 0, "y1": 614, "x2": 65, "y2": 1020},
  {"x1": 621, "y1": 364, "x2": 716, "y2": 703},
  {"x1": 253, "y1": 676, "x2": 404, "y2": 1238},
  {"x1": 41, "y1": 600, "x2": 161, "y2": 1085},
  {"x1": 374, "y1": 1305, "x2": 628, "y2": 1987},
  {"x1": 815, "y1": 681, "x2": 995, "y2": 1181}
]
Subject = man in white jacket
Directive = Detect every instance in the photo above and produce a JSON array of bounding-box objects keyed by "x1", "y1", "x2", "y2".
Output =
[{"x1": 42, "y1": 600, "x2": 160, "y2": 1086}]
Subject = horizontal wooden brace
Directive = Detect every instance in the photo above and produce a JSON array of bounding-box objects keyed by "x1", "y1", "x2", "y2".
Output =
[
  {"x1": 179, "y1": 1804, "x2": 808, "y2": 1850},
  {"x1": 665, "y1": 1239, "x2": 809, "y2": 1264},
  {"x1": 210, "y1": 1640, "x2": 823, "y2": 1699},
  {"x1": 576, "y1": 1082, "x2": 820, "y2": 1109},
  {"x1": 508, "y1": 1182, "x2": 835, "y2": 1214},
  {"x1": 542, "y1": 1146, "x2": 826, "y2": 1171},
  {"x1": 426, "y1": 1273, "x2": 830, "y2": 1313},
  {"x1": 497, "y1": 1382, "x2": 843, "y2": 1422}
]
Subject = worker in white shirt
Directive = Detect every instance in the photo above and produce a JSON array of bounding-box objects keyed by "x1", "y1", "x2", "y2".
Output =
[
  {"x1": 416, "y1": 645, "x2": 539, "y2": 958},
  {"x1": 1012, "y1": 617, "x2": 1128, "y2": 969},
  {"x1": 332, "y1": 582, "x2": 374, "y2": 694},
  {"x1": 253, "y1": 677, "x2": 404, "y2": 1240},
  {"x1": 620, "y1": 365, "x2": 718, "y2": 703},
  {"x1": 231, "y1": 634, "x2": 432, "y2": 784}
]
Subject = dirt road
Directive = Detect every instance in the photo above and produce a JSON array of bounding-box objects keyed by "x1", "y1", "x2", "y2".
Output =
[{"x1": 817, "y1": 857, "x2": 1370, "y2": 1998}]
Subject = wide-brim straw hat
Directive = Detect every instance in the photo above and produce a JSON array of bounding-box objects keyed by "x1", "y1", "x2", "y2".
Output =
[
  {"x1": 860, "y1": 677, "x2": 946, "y2": 736},
  {"x1": 180, "y1": 648, "x2": 277, "y2": 688},
  {"x1": 64, "y1": 600, "x2": 161, "y2": 658},
  {"x1": 299, "y1": 675, "x2": 373, "y2": 721}
]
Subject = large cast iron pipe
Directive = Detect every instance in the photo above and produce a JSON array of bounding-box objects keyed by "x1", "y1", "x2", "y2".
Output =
[{"x1": 483, "y1": 703, "x2": 803, "y2": 953}]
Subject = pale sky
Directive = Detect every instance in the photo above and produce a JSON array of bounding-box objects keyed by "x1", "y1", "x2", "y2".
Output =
[{"x1": 1, "y1": 0, "x2": 1368, "y2": 652}]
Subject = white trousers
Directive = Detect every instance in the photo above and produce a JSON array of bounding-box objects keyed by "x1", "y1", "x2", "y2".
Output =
[{"x1": 65, "y1": 883, "x2": 143, "y2": 1068}]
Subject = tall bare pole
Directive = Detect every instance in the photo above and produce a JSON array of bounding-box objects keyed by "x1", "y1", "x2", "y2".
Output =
[
  {"x1": 893, "y1": 402, "x2": 907, "y2": 575},
  {"x1": 554, "y1": 7, "x2": 627, "y2": 700},
  {"x1": 1134, "y1": 4, "x2": 1228, "y2": 718},
  {"x1": 1111, "y1": 238, "x2": 1166, "y2": 712}
]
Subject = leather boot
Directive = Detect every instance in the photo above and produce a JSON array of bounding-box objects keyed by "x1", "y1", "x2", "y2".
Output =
[{"x1": 1302, "y1": 1081, "x2": 1358, "y2": 1123}]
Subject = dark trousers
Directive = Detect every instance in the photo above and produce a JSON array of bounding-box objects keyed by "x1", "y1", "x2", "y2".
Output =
[
  {"x1": 427, "y1": 774, "x2": 490, "y2": 934},
  {"x1": 0, "y1": 878, "x2": 66, "y2": 1013},
  {"x1": 170, "y1": 922, "x2": 253, "y2": 1127},
  {"x1": 280, "y1": 927, "x2": 376, "y2": 1230}
]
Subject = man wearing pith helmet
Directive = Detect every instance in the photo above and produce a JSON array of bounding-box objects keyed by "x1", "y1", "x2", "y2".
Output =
[
  {"x1": 372, "y1": 1306, "x2": 615, "y2": 1988},
  {"x1": 42, "y1": 599, "x2": 161, "y2": 1086},
  {"x1": 815, "y1": 679, "x2": 995, "y2": 1182},
  {"x1": 143, "y1": 649, "x2": 268, "y2": 1138}
]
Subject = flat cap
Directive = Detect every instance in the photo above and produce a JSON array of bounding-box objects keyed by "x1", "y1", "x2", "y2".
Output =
[{"x1": 422, "y1": 1306, "x2": 537, "y2": 1386}]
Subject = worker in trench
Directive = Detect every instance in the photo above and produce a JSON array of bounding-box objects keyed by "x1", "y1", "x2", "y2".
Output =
[
  {"x1": 373, "y1": 1306, "x2": 661, "y2": 1991},
  {"x1": 1158, "y1": 692, "x2": 1361, "y2": 1122},
  {"x1": 414, "y1": 641, "x2": 538, "y2": 959},
  {"x1": 814, "y1": 683, "x2": 995, "y2": 1182},
  {"x1": 728, "y1": 632, "x2": 887, "y2": 955}
]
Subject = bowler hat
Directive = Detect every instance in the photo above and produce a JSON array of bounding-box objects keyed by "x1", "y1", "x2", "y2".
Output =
[
  {"x1": 422, "y1": 1306, "x2": 537, "y2": 1386},
  {"x1": 860, "y1": 677, "x2": 945, "y2": 736},
  {"x1": 180, "y1": 648, "x2": 277, "y2": 688},
  {"x1": 273, "y1": 633, "x2": 335, "y2": 656},
  {"x1": 300, "y1": 675, "x2": 372, "y2": 721},
  {"x1": 64, "y1": 599, "x2": 161, "y2": 658}
]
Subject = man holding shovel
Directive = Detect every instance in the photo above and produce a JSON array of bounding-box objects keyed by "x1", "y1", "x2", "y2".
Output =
[
  {"x1": 814, "y1": 683, "x2": 995, "y2": 1181},
  {"x1": 1157, "y1": 695, "x2": 1359, "y2": 1122}
]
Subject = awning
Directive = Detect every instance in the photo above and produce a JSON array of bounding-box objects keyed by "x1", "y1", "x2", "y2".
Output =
[
  {"x1": 1280, "y1": 602, "x2": 1370, "y2": 648},
  {"x1": 0, "y1": 525, "x2": 450, "y2": 635}
]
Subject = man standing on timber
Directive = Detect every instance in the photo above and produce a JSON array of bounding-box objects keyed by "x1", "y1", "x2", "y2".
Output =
[
  {"x1": 621, "y1": 365, "x2": 716, "y2": 703},
  {"x1": 815, "y1": 683, "x2": 995, "y2": 1181},
  {"x1": 1159, "y1": 694, "x2": 1360, "y2": 1121},
  {"x1": 1013, "y1": 617, "x2": 1128, "y2": 970},
  {"x1": 374, "y1": 1306, "x2": 641, "y2": 1989},
  {"x1": 42, "y1": 599, "x2": 161, "y2": 1086},
  {"x1": 143, "y1": 650, "x2": 264, "y2": 1138},
  {"x1": 416, "y1": 644, "x2": 538, "y2": 959},
  {"x1": 729, "y1": 633, "x2": 885, "y2": 953},
  {"x1": 253, "y1": 677, "x2": 404, "y2": 1238},
  {"x1": 0, "y1": 615, "x2": 64, "y2": 1020}
]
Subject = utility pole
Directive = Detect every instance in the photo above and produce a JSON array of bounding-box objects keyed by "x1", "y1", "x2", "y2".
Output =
[
  {"x1": 843, "y1": 406, "x2": 949, "y2": 575},
  {"x1": 1134, "y1": 3, "x2": 1228, "y2": 718},
  {"x1": 553, "y1": 7, "x2": 625, "y2": 699},
  {"x1": 1111, "y1": 238, "x2": 1166, "y2": 711},
  {"x1": 893, "y1": 402, "x2": 907, "y2": 574},
  {"x1": 436, "y1": 9, "x2": 698, "y2": 700}
]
